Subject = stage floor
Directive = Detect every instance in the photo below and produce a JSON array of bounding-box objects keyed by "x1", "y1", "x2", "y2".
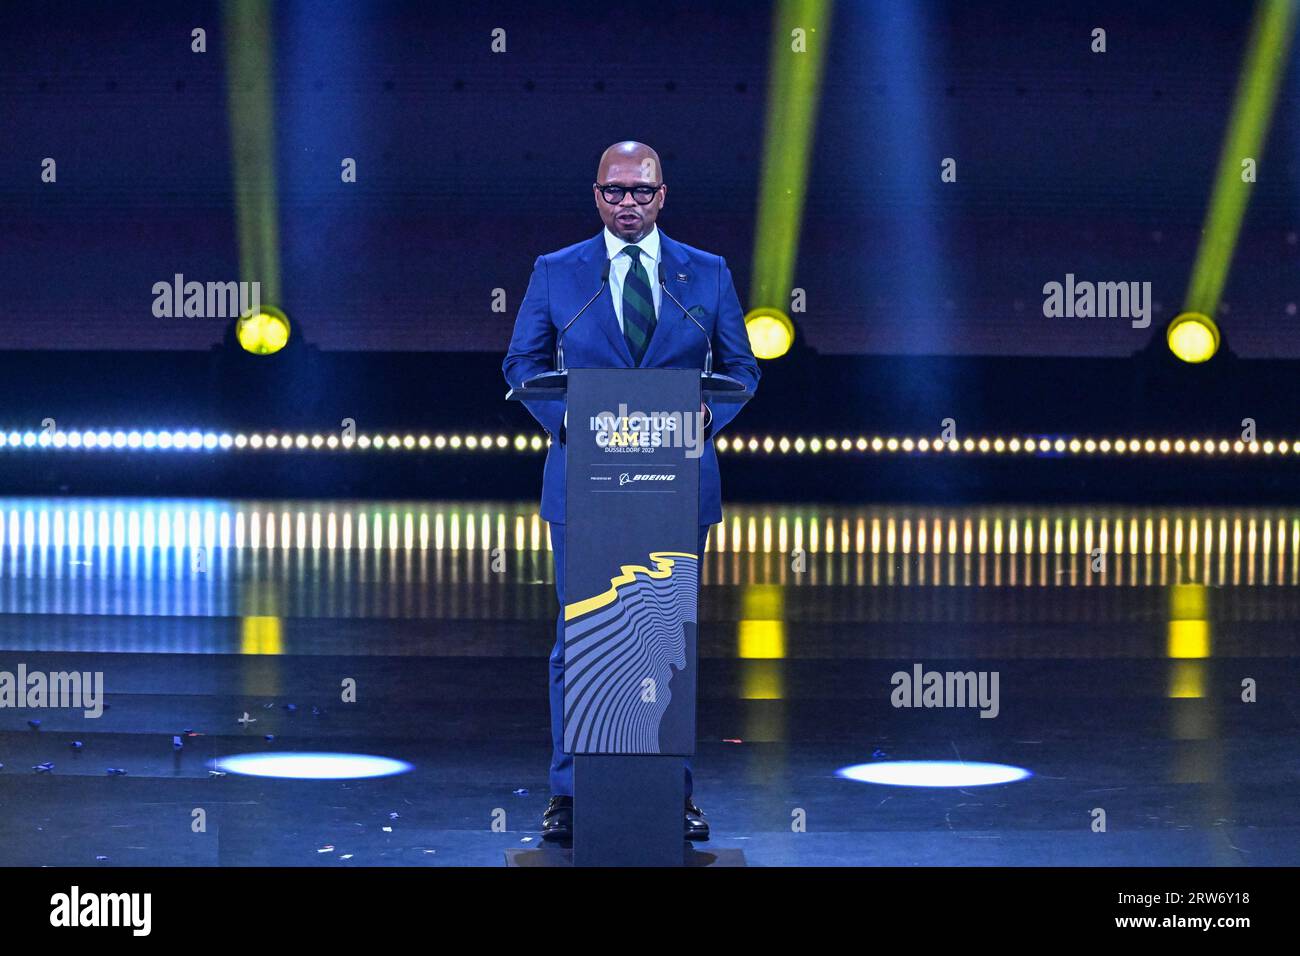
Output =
[{"x1": 0, "y1": 498, "x2": 1296, "y2": 866}]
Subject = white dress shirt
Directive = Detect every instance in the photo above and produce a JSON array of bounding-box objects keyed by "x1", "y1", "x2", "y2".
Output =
[{"x1": 603, "y1": 225, "x2": 662, "y2": 333}]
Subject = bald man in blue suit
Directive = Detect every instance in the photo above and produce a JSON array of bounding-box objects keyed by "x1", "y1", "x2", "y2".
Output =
[{"x1": 503, "y1": 142, "x2": 759, "y2": 843}]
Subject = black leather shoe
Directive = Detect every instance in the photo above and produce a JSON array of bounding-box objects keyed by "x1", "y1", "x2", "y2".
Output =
[
  {"x1": 541, "y1": 795, "x2": 573, "y2": 842},
  {"x1": 684, "y1": 798, "x2": 710, "y2": 841}
]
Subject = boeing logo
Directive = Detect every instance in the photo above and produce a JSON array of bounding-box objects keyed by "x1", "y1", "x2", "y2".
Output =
[{"x1": 618, "y1": 473, "x2": 676, "y2": 486}]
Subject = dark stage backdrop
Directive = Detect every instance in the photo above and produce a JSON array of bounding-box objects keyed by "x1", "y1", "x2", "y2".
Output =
[{"x1": 1, "y1": 0, "x2": 1296, "y2": 357}]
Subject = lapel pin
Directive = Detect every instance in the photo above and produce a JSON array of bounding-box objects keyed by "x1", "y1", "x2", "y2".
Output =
[{"x1": 675, "y1": 273, "x2": 688, "y2": 282}]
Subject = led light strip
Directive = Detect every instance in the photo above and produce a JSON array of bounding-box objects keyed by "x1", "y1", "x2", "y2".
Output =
[
  {"x1": 0, "y1": 430, "x2": 1289, "y2": 457},
  {"x1": 0, "y1": 430, "x2": 547, "y2": 452},
  {"x1": 715, "y1": 435, "x2": 1292, "y2": 456}
]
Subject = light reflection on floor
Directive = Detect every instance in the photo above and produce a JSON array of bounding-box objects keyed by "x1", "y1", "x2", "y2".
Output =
[
  {"x1": 5, "y1": 499, "x2": 1300, "y2": 572},
  {"x1": 3, "y1": 500, "x2": 1300, "y2": 637},
  {"x1": 0, "y1": 498, "x2": 1297, "y2": 865}
]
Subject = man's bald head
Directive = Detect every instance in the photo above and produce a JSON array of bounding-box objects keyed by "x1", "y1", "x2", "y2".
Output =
[
  {"x1": 596, "y1": 141, "x2": 662, "y2": 183},
  {"x1": 593, "y1": 141, "x2": 666, "y2": 243}
]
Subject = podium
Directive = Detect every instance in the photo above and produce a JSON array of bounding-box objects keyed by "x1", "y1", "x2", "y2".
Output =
[{"x1": 508, "y1": 367, "x2": 752, "y2": 866}]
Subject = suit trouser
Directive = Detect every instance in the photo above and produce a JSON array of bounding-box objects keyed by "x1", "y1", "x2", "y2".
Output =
[{"x1": 548, "y1": 520, "x2": 712, "y2": 797}]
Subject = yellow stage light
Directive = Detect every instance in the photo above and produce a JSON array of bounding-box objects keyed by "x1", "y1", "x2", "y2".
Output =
[
  {"x1": 236, "y1": 306, "x2": 291, "y2": 355},
  {"x1": 744, "y1": 307, "x2": 795, "y2": 360},
  {"x1": 1167, "y1": 311, "x2": 1220, "y2": 364}
]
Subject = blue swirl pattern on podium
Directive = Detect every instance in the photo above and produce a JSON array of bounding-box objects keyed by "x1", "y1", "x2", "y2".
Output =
[{"x1": 563, "y1": 554, "x2": 698, "y2": 754}]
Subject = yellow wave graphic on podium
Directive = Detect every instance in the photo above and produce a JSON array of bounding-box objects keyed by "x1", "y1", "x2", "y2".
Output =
[{"x1": 564, "y1": 551, "x2": 698, "y2": 621}]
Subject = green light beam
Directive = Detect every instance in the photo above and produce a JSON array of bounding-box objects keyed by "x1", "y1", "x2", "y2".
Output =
[
  {"x1": 224, "y1": 0, "x2": 282, "y2": 306},
  {"x1": 1184, "y1": 0, "x2": 1295, "y2": 318},
  {"x1": 750, "y1": 0, "x2": 832, "y2": 312}
]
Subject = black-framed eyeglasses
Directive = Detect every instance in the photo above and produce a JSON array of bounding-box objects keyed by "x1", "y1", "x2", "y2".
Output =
[{"x1": 595, "y1": 182, "x2": 664, "y2": 205}]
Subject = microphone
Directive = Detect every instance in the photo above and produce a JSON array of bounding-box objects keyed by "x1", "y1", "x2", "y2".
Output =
[
  {"x1": 658, "y1": 263, "x2": 713, "y2": 376},
  {"x1": 556, "y1": 259, "x2": 611, "y2": 373}
]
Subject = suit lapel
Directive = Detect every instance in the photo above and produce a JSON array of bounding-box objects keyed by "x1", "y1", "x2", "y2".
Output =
[
  {"x1": 578, "y1": 232, "x2": 633, "y2": 366},
  {"x1": 641, "y1": 232, "x2": 689, "y2": 367}
]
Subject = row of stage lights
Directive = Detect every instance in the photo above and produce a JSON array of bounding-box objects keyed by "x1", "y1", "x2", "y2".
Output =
[
  {"x1": 0, "y1": 430, "x2": 544, "y2": 452},
  {"x1": 717, "y1": 435, "x2": 1294, "y2": 456},
  {"x1": 0, "y1": 430, "x2": 1291, "y2": 457}
]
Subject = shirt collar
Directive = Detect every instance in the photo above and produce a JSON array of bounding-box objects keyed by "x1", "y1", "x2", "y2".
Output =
[{"x1": 603, "y1": 224, "x2": 661, "y2": 263}]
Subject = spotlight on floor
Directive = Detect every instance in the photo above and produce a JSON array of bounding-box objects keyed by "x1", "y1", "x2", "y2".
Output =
[
  {"x1": 211, "y1": 752, "x2": 413, "y2": 780},
  {"x1": 1166, "y1": 311, "x2": 1220, "y2": 364},
  {"x1": 235, "y1": 305, "x2": 292, "y2": 355},
  {"x1": 836, "y1": 760, "x2": 1031, "y2": 788},
  {"x1": 744, "y1": 307, "x2": 795, "y2": 360}
]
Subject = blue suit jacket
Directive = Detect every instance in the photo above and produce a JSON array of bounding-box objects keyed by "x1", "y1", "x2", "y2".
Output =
[{"x1": 503, "y1": 231, "x2": 760, "y2": 525}]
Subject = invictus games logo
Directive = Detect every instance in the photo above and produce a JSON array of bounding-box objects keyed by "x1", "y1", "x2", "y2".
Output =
[{"x1": 589, "y1": 403, "x2": 706, "y2": 459}]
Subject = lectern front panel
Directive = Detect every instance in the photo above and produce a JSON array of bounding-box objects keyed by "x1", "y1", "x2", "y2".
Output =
[{"x1": 562, "y1": 367, "x2": 701, "y2": 756}]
